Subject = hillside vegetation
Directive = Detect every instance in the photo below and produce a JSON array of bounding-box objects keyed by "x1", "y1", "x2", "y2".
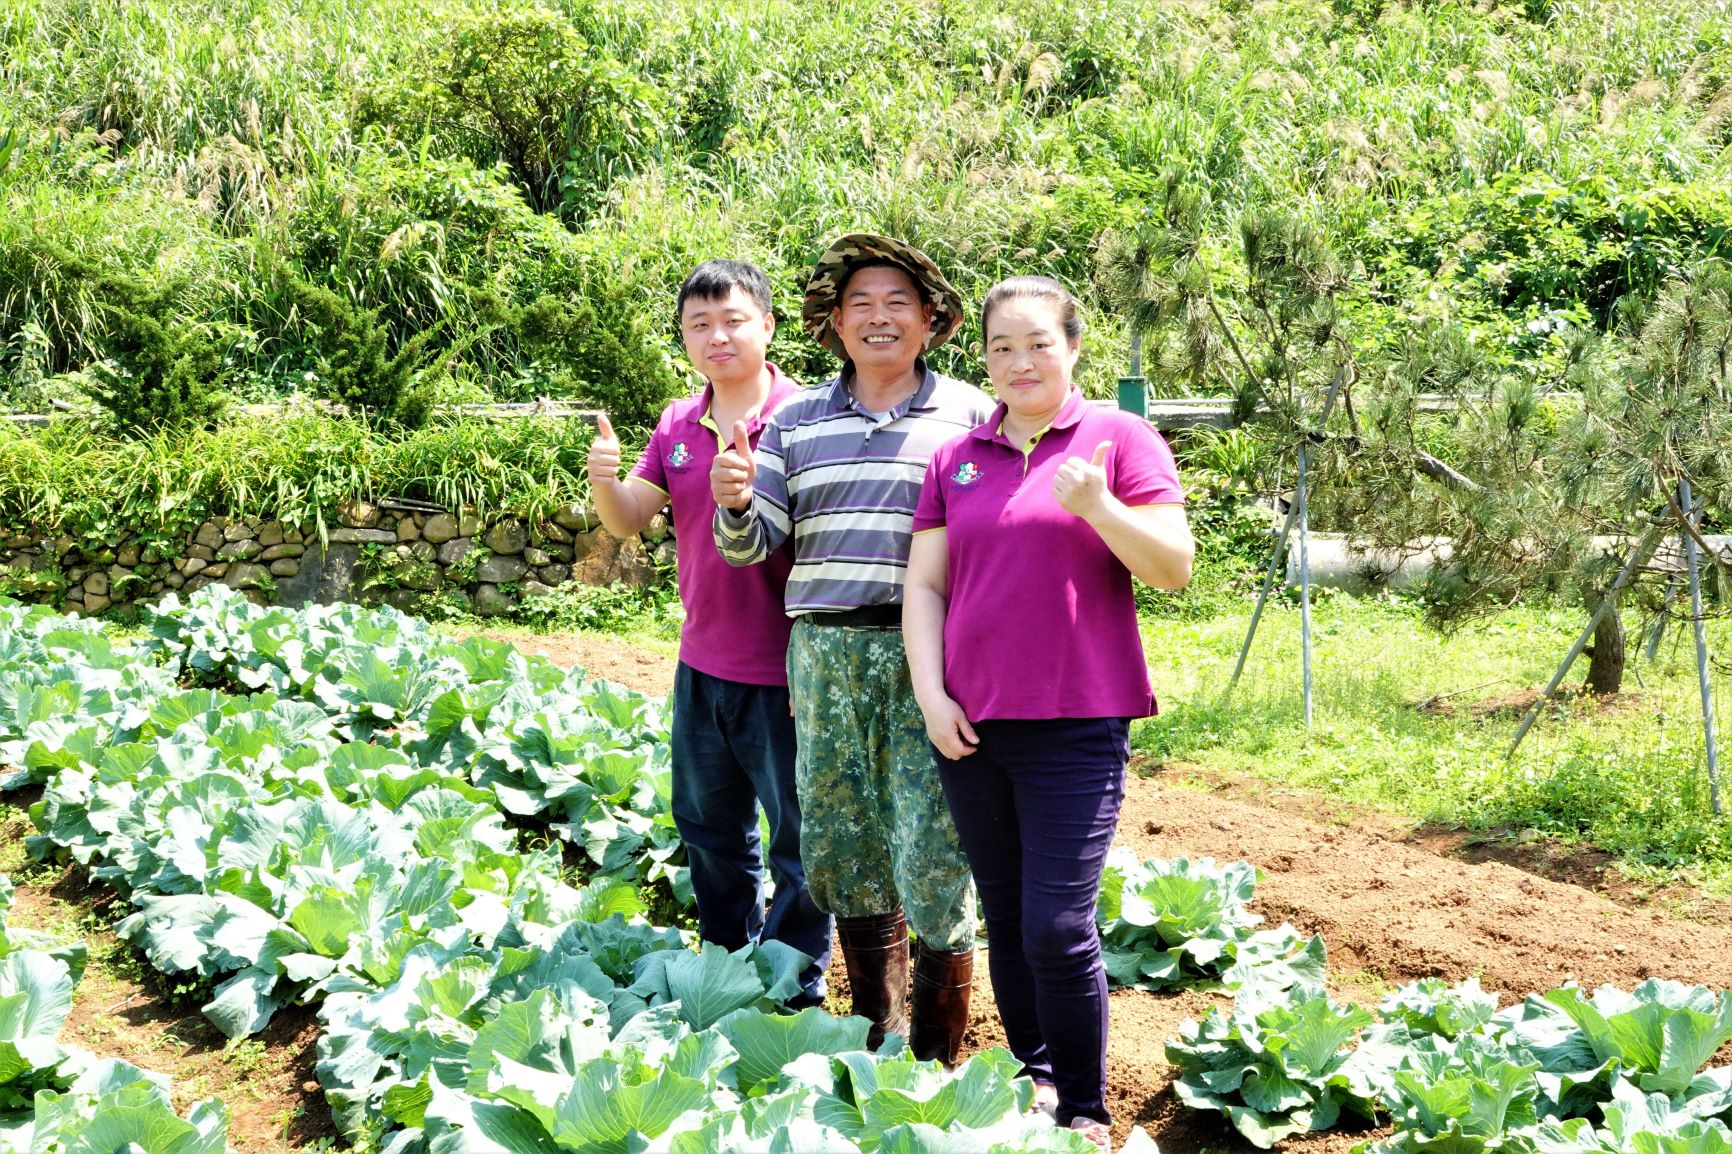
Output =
[{"x1": 4, "y1": 0, "x2": 1730, "y2": 430}]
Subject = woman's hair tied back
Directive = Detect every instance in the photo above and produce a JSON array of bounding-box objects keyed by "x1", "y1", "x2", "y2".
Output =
[{"x1": 980, "y1": 276, "x2": 1083, "y2": 346}]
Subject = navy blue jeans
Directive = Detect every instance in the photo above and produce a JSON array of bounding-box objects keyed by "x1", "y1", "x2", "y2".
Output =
[
  {"x1": 670, "y1": 663, "x2": 833, "y2": 995},
  {"x1": 935, "y1": 716, "x2": 1130, "y2": 1127}
]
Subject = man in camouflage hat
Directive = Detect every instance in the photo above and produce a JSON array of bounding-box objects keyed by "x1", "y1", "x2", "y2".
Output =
[{"x1": 710, "y1": 234, "x2": 991, "y2": 1065}]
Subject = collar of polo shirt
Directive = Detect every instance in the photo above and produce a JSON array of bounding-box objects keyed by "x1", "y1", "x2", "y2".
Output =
[
  {"x1": 977, "y1": 387, "x2": 1088, "y2": 459},
  {"x1": 830, "y1": 358, "x2": 940, "y2": 424}
]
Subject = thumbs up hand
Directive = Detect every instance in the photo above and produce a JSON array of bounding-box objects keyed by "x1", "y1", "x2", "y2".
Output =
[
  {"x1": 1054, "y1": 440, "x2": 1113, "y2": 520},
  {"x1": 588, "y1": 413, "x2": 622, "y2": 482},
  {"x1": 710, "y1": 419, "x2": 758, "y2": 511}
]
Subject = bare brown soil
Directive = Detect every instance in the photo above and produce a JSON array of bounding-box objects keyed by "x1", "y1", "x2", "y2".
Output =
[
  {"x1": 4, "y1": 866, "x2": 331, "y2": 1153},
  {"x1": 10, "y1": 629, "x2": 1732, "y2": 1152},
  {"x1": 1416, "y1": 685, "x2": 1652, "y2": 721},
  {"x1": 474, "y1": 629, "x2": 678, "y2": 695},
  {"x1": 1156, "y1": 759, "x2": 1732, "y2": 926}
]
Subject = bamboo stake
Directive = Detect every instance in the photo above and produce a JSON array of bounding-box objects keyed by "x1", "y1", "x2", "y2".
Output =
[
  {"x1": 1224, "y1": 366, "x2": 1347, "y2": 701},
  {"x1": 1296, "y1": 416, "x2": 1314, "y2": 730}
]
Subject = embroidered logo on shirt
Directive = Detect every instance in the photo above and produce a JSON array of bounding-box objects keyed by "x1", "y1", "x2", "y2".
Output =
[
  {"x1": 951, "y1": 462, "x2": 982, "y2": 486},
  {"x1": 667, "y1": 442, "x2": 694, "y2": 470}
]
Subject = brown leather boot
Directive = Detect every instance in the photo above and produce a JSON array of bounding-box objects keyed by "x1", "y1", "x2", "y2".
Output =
[
  {"x1": 835, "y1": 911, "x2": 909, "y2": 1049},
  {"x1": 909, "y1": 940, "x2": 974, "y2": 1068}
]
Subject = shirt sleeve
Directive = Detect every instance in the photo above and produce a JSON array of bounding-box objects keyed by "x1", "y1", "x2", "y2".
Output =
[
  {"x1": 715, "y1": 409, "x2": 793, "y2": 565},
  {"x1": 1110, "y1": 417, "x2": 1185, "y2": 507},
  {"x1": 627, "y1": 408, "x2": 673, "y2": 495},
  {"x1": 911, "y1": 446, "x2": 950, "y2": 533}
]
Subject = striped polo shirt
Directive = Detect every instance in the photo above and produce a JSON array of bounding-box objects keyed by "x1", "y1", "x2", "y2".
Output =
[{"x1": 714, "y1": 361, "x2": 994, "y2": 615}]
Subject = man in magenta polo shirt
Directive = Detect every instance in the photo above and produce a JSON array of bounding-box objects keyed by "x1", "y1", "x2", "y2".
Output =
[{"x1": 588, "y1": 259, "x2": 831, "y2": 1000}]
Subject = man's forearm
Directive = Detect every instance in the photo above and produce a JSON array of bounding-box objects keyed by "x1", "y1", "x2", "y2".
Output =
[
  {"x1": 715, "y1": 502, "x2": 770, "y2": 566},
  {"x1": 592, "y1": 476, "x2": 662, "y2": 539}
]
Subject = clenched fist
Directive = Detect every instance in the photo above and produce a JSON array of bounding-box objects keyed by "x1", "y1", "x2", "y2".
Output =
[{"x1": 710, "y1": 420, "x2": 757, "y2": 511}]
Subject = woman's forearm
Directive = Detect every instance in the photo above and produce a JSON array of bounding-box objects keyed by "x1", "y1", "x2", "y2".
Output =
[
  {"x1": 903, "y1": 531, "x2": 953, "y2": 706},
  {"x1": 904, "y1": 580, "x2": 951, "y2": 706},
  {"x1": 1083, "y1": 501, "x2": 1194, "y2": 590}
]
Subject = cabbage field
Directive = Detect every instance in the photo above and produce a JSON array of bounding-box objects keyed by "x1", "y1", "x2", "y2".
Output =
[
  {"x1": 0, "y1": 872, "x2": 232, "y2": 1153},
  {"x1": 0, "y1": 589, "x2": 1149, "y2": 1153},
  {"x1": 2, "y1": 589, "x2": 1732, "y2": 1153}
]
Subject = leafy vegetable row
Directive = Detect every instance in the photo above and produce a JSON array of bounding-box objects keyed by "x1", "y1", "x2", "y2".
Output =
[
  {"x1": 0, "y1": 874, "x2": 234, "y2": 1153},
  {"x1": 47, "y1": 586, "x2": 1697, "y2": 1153},
  {"x1": 0, "y1": 591, "x2": 1149, "y2": 1152},
  {"x1": 1167, "y1": 951, "x2": 1732, "y2": 1150}
]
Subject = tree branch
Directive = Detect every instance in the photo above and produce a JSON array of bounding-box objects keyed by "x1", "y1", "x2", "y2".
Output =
[
  {"x1": 1665, "y1": 481, "x2": 1729, "y2": 571},
  {"x1": 1414, "y1": 451, "x2": 1486, "y2": 493},
  {"x1": 1205, "y1": 296, "x2": 1269, "y2": 408}
]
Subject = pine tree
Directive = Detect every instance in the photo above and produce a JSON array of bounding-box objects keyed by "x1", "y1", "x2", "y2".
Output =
[
  {"x1": 1338, "y1": 259, "x2": 1732, "y2": 695},
  {"x1": 1102, "y1": 179, "x2": 1732, "y2": 700}
]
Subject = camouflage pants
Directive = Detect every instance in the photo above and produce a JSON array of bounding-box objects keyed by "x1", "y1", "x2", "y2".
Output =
[{"x1": 786, "y1": 618, "x2": 977, "y2": 950}]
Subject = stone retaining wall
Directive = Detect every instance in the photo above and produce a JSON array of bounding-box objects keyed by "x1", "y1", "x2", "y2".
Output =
[{"x1": 0, "y1": 500, "x2": 670, "y2": 618}]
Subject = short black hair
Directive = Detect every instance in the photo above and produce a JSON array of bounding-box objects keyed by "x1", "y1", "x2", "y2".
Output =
[
  {"x1": 677, "y1": 260, "x2": 774, "y2": 320},
  {"x1": 835, "y1": 258, "x2": 931, "y2": 306}
]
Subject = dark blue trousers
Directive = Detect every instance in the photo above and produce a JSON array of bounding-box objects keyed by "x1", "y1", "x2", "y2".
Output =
[
  {"x1": 935, "y1": 716, "x2": 1130, "y2": 1127},
  {"x1": 670, "y1": 662, "x2": 833, "y2": 996}
]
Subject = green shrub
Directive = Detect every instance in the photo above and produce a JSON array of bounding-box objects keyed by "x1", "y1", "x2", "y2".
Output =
[
  {"x1": 513, "y1": 579, "x2": 681, "y2": 637},
  {"x1": 352, "y1": 1, "x2": 671, "y2": 220},
  {"x1": 32, "y1": 251, "x2": 234, "y2": 435},
  {"x1": 84, "y1": 299, "x2": 234, "y2": 434},
  {"x1": 506, "y1": 282, "x2": 682, "y2": 428},
  {"x1": 0, "y1": 141, "x2": 239, "y2": 400},
  {"x1": 262, "y1": 262, "x2": 450, "y2": 418},
  {"x1": 1370, "y1": 174, "x2": 1732, "y2": 331},
  {"x1": 0, "y1": 411, "x2": 596, "y2": 542}
]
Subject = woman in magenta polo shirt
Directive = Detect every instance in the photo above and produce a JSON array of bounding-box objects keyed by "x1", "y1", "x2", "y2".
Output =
[{"x1": 904, "y1": 277, "x2": 1193, "y2": 1149}]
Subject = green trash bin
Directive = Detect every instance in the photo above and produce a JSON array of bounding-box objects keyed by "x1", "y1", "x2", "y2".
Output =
[{"x1": 1116, "y1": 375, "x2": 1148, "y2": 416}]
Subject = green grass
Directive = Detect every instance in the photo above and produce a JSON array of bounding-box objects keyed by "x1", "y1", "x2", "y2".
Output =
[
  {"x1": 0, "y1": 800, "x2": 44, "y2": 878},
  {"x1": 1139, "y1": 592, "x2": 1732, "y2": 892},
  {"x1": 435, "y1": 577, "x2": 687, "y2": 651},
  {"x1": 7, "y1": 0, "x2": 1732, "y2": 414}
]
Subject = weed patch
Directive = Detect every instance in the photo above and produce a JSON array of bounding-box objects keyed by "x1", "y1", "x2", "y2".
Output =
[{"x1": 1139, "y1": 595, "x2": 1732, "y2": 892}]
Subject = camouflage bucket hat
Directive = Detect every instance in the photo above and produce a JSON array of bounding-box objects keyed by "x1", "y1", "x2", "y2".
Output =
[{"x1": 801, "y1": 234, "x2": 965, "y2": 360}]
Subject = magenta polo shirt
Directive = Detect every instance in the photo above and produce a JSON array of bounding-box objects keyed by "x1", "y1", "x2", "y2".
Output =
[
  {"x1": 630, "y1": 367, "x2": 800, "y2": 686},
  {"x1": 911, "y1": 389, "x2": 1184, "y2": 720}
]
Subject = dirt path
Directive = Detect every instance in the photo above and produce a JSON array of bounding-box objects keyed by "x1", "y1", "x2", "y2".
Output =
[
  {"x1": 11, "y1": 628, "x2": 1732, "y2": 1153},
  {"x1": 474, "y1": 629, "x2": 679, "y2": 695}
]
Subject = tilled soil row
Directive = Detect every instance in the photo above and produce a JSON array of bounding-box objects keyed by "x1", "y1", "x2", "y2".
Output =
[{"x1": 1097, "y1": 771, "x2": 1732, "y2": 1151}]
